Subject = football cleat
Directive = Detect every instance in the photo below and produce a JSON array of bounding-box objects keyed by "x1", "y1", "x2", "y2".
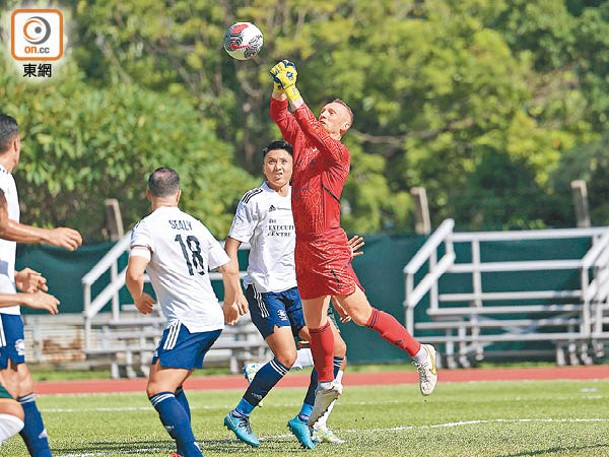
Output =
[
  {"x1": 243, "y1": 362, "x2": 261, "y2": 383},
  {"x1": 412, "y1": 343, "x2": 438, "y2": 396},
  {"x1": 312, "y1": 426, "x2": 345, "y2": 444},
  {"x1": 307, "y1": 381, "x2": 343, "y2": 426},
  {"x1": 243, "y1": 362, "x2": 263, "y2": 407},
  {"x1": 287, "y1": 415, "x2": 315, "y2": 450},
  {"x1": 224, "y1": 412, "x2": 260, "y2": 447}
]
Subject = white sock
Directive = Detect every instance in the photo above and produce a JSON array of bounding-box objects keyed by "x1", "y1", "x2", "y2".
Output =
[
  {"x1": 0, "y1": 413, "x2": 24, "y2": 444},
  {"x1": 293, "y1": 348, "x2": 314, "y2": 370},
  {"x1": 314, "y1": 396, "x2": 337, "y2": 430},
  {"x1": 412, "y1": 345, "x2": 429, "y2": 364},
  {"x1": 319, "y1": 381, "x2": 333, "y2": 390}
]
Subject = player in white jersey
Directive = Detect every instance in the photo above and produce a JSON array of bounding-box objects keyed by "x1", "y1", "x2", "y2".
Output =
[
  {"x1": 0, "y1": 114, "x2": 82, "y2": 457},
  {"x1": 126, "y1": 167, "x2": 245, "y2": 457},
  {"x1": 223, "y1": 140, "x2": 355, "y2": 449},
  {"x1": 0, "y1": 188, "x2": 59, "y2": 447}
]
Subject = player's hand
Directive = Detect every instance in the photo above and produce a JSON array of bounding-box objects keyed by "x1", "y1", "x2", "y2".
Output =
[
  {"x1": 348, "y1": 235, "x2": 365, "y2": 257},
  {"x1": 22, "y1": 291, "x2": 59, "y2": 315},
  {"x1": 134, "y1": 293, "x2": 155, "y2": 315},
  {"x1": 270, "y1": 60, "x2": 297, "y2": 90},
  {"x1": 15, "y1": 268, "x2": 48, "y2": 293},
  {"x1": 270, "y1": 60, "x2": 302, "y2": 104},
  {"x1": 48, "y1": 227, "x2": 83, "y2": 251},
  {"x1": 332, "y1": 301, "x2": 352, "y2": 323},
  {"x1": 223, "y1": 302, "x2": 241, "y2": 325}
]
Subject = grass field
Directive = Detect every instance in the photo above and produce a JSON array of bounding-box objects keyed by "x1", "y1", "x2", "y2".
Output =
[{"x1": 1, "y1": 378, "x2": 608, "y2": 457}]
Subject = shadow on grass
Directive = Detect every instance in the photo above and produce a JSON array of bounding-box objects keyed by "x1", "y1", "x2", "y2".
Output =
[
  {"x1": 497, "y1": 443, "x2": 609, "y2": 457},
  {"x1": 59, "y1": 437, "x2": 309, "y2": 455}
]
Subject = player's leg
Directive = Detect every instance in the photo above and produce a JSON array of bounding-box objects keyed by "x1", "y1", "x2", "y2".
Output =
[
  {"x1": 147, "y1": 363, "x2": 199, "y2": 457},
  {"x1": 312, "y1": 317, "x2": 346, "y2": 444},
  {"x1": 148, "y1": 323, "x2": 220, "y2": 457},
  {"x1": 301, "y1": 295, "x2": 334, "y2": 383},
  {"x1": 301, "y1": 296, "x2": 347, "y2": 426},
  {"x1": 1, "y1": 313, "x2": 51, "y2": 457},
  {"x1": 0, "y1": 385, "x2": 24, "y2": 445},
  {"x1": 334, "y1": 286, "x2": 438, "y2": 395},
  {"x1": 293, "y1": 340, "x2": 314, "y2": 370},
  {"x1": 225, "y1": 287, "x2": 294, "y2": 447},
  {"x1": 280, "y1": 288, "x2": 318, "y2": 449}
]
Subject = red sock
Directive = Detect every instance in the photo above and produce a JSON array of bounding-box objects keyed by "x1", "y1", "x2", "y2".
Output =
[
  {"x1": 309, "y1": 322, "x2": 335, "y2": 382},
  {"x1": 366, "y1": 308, "x2": 421, "y2": 356}
]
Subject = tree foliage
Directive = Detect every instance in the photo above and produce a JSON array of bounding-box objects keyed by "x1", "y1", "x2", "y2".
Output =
[{"x1": 2, "y1": 0, "x2": 609, "y2": 239}]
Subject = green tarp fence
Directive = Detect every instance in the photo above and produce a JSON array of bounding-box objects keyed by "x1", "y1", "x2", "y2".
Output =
[{"x1": 15, "y1": 234, "x2": 592, "y2": 364}]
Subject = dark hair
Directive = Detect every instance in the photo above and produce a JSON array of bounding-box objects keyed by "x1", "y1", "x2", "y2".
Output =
[
  {"x1": 332, "y1": 98, "x2": 354, "y2": 127},
  {"x1": 148, "y1": 167, "x2": 180, "y2": 197},
  {"x1": 262, "y1": 140, "x2": 293, "y2": 156},
  {"x1": 0, "y1": 114, "x2": 19, "y2": 153}
]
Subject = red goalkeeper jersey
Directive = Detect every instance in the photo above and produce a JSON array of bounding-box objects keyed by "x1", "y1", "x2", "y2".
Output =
[
  {"x1": 270, "y1": 98, "x2": 350, "y2": 235},
  {"x1": 271, "y1": 97, "x2": 361, "y2": 299}
]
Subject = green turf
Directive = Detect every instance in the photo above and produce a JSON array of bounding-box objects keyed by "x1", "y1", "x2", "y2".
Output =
[{"x1": 2, "y1": 379, "x2": 607, "y2": 456}]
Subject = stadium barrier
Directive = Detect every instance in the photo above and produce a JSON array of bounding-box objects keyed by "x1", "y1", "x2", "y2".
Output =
[{"x1": 405, "y1": 219, "x2": 609, "y2": 368}]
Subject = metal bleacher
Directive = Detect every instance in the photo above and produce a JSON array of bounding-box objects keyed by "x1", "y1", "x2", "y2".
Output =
[
  {"x1": 82, "y1": 233, "x2": 266, "y2": 378},
  {"x1": 405, "y1": 219, "x2": 609, "y2": 368}
]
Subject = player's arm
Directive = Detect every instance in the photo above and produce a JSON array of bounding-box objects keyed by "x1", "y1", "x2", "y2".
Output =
[
  {"x1": 269, "y1": 61, "x2": 303, "y2": 145},
  {"x1": 0, "y1": 189, "x2": 8, "y2": 237},
  {"x1": 270, "y1": 97, "x2": 302, "y2": 147},
  {"x1": 218, "y1": 239, "x2": 249, "y2": 325},
  {"x1": 0, "y1": 291, "x2": 59, "y2": 314},
  {"x1": 125, "y1": 247, "x2": 155, "y2": 315},
  {"x1": 4, "y1": 220, "x2": 82, "y2": 251},
  {"x1": 271, "y1": 60, "x2": 348, "y2": 164}
]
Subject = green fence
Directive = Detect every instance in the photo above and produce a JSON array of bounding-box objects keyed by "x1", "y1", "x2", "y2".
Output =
[{"x1": 15, "y1": 234, "x2": 593, "y2": 364}]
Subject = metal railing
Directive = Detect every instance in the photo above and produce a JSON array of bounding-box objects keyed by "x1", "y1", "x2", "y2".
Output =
[
  {"x1": 404, "y1": 220, "x2": 609, "y2": 365},
  {"x1": 82, "y1": 233, "x2": 250, "y2": 353}
]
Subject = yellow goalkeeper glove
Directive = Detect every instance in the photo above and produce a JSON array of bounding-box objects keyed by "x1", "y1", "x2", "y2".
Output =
[{"x1": 270, "y1": 60, "x2": 302, "y2": 103}]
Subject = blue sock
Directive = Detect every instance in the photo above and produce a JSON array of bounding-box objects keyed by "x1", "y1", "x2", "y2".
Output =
[
  {"x1": 149, "y1": 392, "x2": 202, "y2": 457},
  {"x1": 18, "y1": 393, "x2": 51, "y2": 457},
  {"x1": 298, "y1": 402, "x2": 314, "y2": 422},
  {"x1": 233, "y1": 398, "x2": 256, "y2": 418},
  {"x1": 302, "y1": 368, "x2": 319, "y2": 419},
  {"x1": 333, "y1": 356, "x2": 344, "y2": 377},
  {"x1": 175, "y1": 386, "x2": 190, "y2": 456},
  {"x1": 240, "y1": 358, "x2": 288, "y2": 411}
]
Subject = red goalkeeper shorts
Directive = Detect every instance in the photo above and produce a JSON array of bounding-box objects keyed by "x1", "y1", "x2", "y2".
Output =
[{"x1": 295, "y1": 228, "x2": 363, "y2": 300}]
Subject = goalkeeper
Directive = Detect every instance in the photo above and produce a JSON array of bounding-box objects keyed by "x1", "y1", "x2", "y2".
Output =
[{"x1": 269, "y1": 60, "x2": 439, "y2": 425}]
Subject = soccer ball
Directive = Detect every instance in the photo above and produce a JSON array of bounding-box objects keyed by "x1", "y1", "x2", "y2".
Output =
[{"x1": 223, "y1": 22, "x2": 264, "y2": 60}]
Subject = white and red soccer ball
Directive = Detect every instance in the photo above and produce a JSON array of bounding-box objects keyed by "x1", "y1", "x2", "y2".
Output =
[{"x1": 224, "y1": 22, "x2": 263, "y2": 61}]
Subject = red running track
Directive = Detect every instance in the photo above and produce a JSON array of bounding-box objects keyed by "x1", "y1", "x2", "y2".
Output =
[{"x1": 35, "y1": 365, "x2": 608, "y2": 395}]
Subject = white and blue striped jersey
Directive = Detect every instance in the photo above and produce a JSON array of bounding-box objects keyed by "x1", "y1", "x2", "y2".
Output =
[
  {"x1": 228, "y1": 182, "x2": 297, "y2": 293},
  {"x1": 130, "y1": 206, "x2": 228, "y2": 333},
  {"x1": 0, "y1": 165, "x2": 20, "y2": 315}
]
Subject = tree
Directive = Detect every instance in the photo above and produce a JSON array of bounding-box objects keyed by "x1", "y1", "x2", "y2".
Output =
[{"x1": 0, "y1": 58, "x2": 255, "y2": 240}]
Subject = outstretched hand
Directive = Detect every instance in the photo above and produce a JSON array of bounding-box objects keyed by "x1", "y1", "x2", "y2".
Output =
[
  {"x1": 270, "y1": 60, "x2": 298, "y2": 90},
  {"x1": 48, "y1": 227, "x2": 83, "y2": 251}
]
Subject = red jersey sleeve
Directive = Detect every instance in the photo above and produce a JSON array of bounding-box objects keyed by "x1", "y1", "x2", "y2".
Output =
[
  {"x1": 292, "y1": 104, "x2": 348, "y2": 165},
  {"x1": 270, "y1": 97, "x2": 301, "y2": 146}
]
